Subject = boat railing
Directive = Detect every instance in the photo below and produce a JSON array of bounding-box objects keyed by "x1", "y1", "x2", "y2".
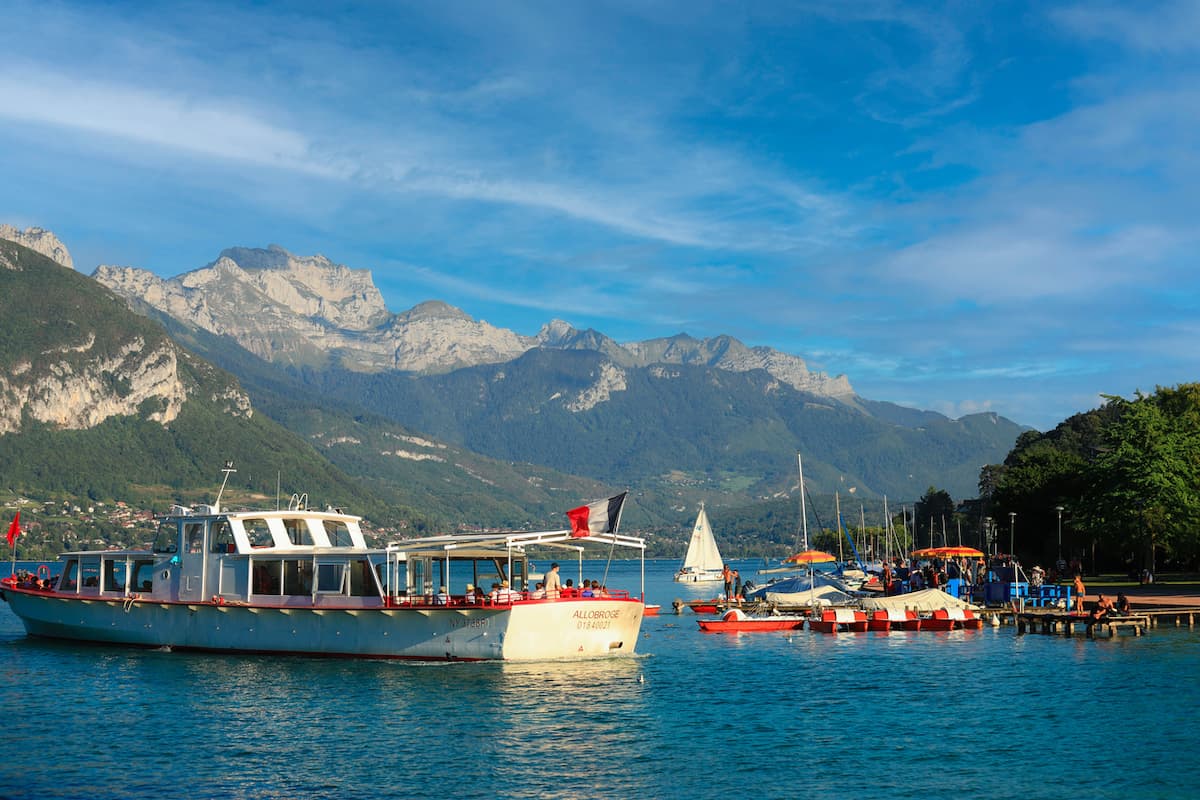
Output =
[{"x1": 383, "y1": 588, "x2": 635, "y2": 608}]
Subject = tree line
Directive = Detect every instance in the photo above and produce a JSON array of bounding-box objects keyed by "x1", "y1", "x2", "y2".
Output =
[{"x1": 908, "y1": 384, "x2": 1200, "y2": 575}]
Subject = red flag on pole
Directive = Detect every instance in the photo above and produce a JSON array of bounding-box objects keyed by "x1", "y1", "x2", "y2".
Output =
[{"x1": 6, "y1": 511, "x2": 20, "y2": 548}]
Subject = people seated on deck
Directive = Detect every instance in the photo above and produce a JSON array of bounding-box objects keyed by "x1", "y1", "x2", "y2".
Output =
[
  {"x1": 434, "y1": 586, "x2": 449, "y2": 605},
  {"x1": 562, "y1": 579, "x2": 576, "y2": 598},
  {"x1": 463, "y1": 583, "x2": 476, "y2": 604},
  {"x1": 580, "y1": 581, "x2": 594, "y2": 598},
  {"x1": 531, "y1": 582, "x2": 546, "y2": 599},
  {"x1": 494, "y1": 580, "x2": 518, "y2": 603},
  {"x1": 1116, "y1": 593, "x2": 1132, "y2": 614},
  {"x1": 489, "y1": 583, "x2": 501, "y2": 603},
  {"x1": 474, "y1": 585, "x2": 486, "y2": 603}
]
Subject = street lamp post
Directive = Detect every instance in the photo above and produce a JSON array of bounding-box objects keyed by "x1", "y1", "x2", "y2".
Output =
[
  {"x1": 1009, "y1": 512, "x2": 1016, "y2": 560},
  {"x1": 1055, "y1": 505, "x2": 1064, "y2": 562}
]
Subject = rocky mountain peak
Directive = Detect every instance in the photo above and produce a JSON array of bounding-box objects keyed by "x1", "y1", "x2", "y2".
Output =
[
  {"x1": 537, "y1": 319, "x2": 577, "y2": 345},
  {"x1": 0, "y1": 224, "x2": 74, "y2": 270},
  {"x1": 397, "y1": 300, "x2": 474, "y2": 323},
  {"x1": 211, "y1": 245, "x2": 391, "y2": 331}
]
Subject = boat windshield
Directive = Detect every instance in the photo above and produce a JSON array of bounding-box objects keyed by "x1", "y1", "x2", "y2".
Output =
[
  {"x1": 152, "y1": 521, "x2": 178, "y2": 554},
  {"x1": 323, "y1": 519, "x2": 353, "y2": 547}
]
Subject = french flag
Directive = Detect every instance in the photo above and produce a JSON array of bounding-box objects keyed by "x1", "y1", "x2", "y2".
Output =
[{"x1": 566, "y1": 492, "x2": 628, "y2": 538}]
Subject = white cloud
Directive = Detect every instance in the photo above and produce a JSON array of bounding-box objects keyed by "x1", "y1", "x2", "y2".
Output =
[
  {"x1": 1052, "y1": 1, "x2": 1200, "y2": 53},
  {"x1": 0, "y1": 68, "x2": 340, "y2": 178}
]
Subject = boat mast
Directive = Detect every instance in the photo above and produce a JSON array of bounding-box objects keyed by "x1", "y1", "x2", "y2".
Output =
[
  {"x1": 835, "y1": 491, "x2": 843, "y2": 563},
  {"x1": 798, "y1": 453, "x2": 809, "y2": 551},
  {"x1": 214, "y1": 460, "x2": 236, "y2": 513},
  {"x1": 798, "y1": 452, "x2": 815, "y2": 610}
]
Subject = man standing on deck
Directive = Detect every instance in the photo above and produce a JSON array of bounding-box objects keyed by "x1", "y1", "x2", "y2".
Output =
[{"x1": 545, "y1": 562, "x2": 562, "y2": 599}]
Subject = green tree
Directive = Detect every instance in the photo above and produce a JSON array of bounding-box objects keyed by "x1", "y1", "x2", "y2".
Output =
[
  {"x1": 1080, "y1": 391, "x2": 1200, "y2": 571},
  {"x1": 914, "y1": 487, "x2": 954, "y2": 548}
]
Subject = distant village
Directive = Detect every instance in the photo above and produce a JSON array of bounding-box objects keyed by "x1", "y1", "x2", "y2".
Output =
[{"x1": 1, "y1": 496, "x2": 407, "y2": 559}]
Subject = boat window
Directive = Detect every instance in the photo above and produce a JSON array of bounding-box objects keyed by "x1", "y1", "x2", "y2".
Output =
[
  {"x1": 323, "y1": 519, "x2": 353, "y2": 547},
  {"x1": 103, "y1": 560, "x2": 127, "y2": 592},
  {"x1": 210, "y1": 520, "x2": 234, "y2": 554},
  {"x1": 59, "y1": 559, "x2": 78, "y2": 591},
  {"x1": 252, "y1": 560, "x2": 282, "y2": 594},
  {"x1": 349, "y1": 560, "x2": 376, "y2": 597},
  {"x1": 284, "y1": 519, "x2": 314, "y2": 546},
  {"x1": 283, "y1": 560, "x2": 313, "y2": 595},
  {"x1": 316, "y1": 563, "x2": 346, "y2": 594},
  {"x1": 152, "y1": 521, "x2": 178, "y2": 554},
  {"x1": 80, "y1": 557, "x2": 101, "y2": 589},
  {"x1": 184, "y1": 523, "x2": 205, "y2": 554},
  {"x1": 244, "y1": 519, "x2": 273, "y2": 548},
  {"x1": 132, "y1": 560, "x2": 155, "y2": 592}
]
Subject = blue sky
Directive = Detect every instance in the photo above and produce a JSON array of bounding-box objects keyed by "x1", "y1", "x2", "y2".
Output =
[{"x1": 1, "y1": 1, "x2": 1196, "y2": 431}]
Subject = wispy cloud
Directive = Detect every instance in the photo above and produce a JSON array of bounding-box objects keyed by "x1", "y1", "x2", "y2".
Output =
[
  {"x1": 1051, "y1": 0, "x2": 1200, "y2": 53},
  {"x1": 0, "y1": 67, "x2": 339, "y2": 177}
]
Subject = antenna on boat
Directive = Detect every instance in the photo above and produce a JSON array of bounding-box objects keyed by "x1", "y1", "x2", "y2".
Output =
[{"x1": 214, "y1": 460, "x2": 236, "y2": 513}]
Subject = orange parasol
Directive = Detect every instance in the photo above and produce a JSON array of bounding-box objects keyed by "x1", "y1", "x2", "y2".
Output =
[{"x1": 784, "y1": 549, "x2": 837, "y2": 564}]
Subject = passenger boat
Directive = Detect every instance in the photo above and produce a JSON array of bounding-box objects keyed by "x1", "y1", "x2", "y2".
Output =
[
  {"x1": 0, "y1": 479, "x2": 647, "y2": 662},
  {"x1": 696, "y1": 608, "x2": 807, "y2": 633}
]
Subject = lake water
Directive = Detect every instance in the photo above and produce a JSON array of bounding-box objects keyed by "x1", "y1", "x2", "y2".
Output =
[{"x1": 2, "y1": 557, "x2": 1198, "y2": 799}]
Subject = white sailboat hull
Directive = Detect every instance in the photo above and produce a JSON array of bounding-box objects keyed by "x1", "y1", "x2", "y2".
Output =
[{"x1": 673, "y1": 569, "x2": 724, "y2": 583}]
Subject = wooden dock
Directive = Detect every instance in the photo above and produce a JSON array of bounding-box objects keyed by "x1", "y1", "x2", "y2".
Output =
[{"x1": 1006, "y1": 607, "x2": 1198, "y2": 638}]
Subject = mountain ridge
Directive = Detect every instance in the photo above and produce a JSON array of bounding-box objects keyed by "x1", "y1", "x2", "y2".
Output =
[{"x1": 92, "y1": 243, "x2": 858, "y2": 399}]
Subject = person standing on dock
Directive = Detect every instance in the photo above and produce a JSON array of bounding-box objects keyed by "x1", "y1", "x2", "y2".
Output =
[
  {"x1": 1073, "y1": 573, "x2": 1086, "y2": 613},
  {"x1": 722, "y1": 564, "x2": 733, "y2": 600}
]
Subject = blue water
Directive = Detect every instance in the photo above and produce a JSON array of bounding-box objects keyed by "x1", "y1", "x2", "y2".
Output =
[{"x1": 2, "y1": 558, "x2": 1198, "y2": 799}]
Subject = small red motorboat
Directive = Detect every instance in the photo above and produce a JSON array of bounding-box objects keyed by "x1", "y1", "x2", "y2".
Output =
[
  {"x1": 643, "y1": 603, "x2": 661, "y2": 616},
  {"x1": 922, "y1": 607, "x2": 984, "y2": 631},
  {"x1": 867, "y1": 608, "x2": 922, "y2": 632},
  {"x1": 686, "y1": 600, "x2": 723, "y2": 614},
  {"x1": 809, "y1": 608, "x2": 869, "y2": 634},
  {"x1": 697, "y1": 608, "x2": 807, "y2": 633}
]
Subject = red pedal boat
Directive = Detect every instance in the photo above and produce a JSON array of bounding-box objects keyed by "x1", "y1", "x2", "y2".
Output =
[
  {"x1": 697, "y1": 608, "x2": 807, "y2": 632},
  {"x1": 809, "y1": 608, "x2": 869, "y2": 633}
]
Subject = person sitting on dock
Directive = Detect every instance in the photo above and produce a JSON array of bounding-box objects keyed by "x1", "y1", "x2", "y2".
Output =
[
  {"x1": 1116, "y1": 593, "x2": 1132, "y2": 614},
  {"x1": 1088, "y1": 594, "x2": 1115, "y2": 623}
]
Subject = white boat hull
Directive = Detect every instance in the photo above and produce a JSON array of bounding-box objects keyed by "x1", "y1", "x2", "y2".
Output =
[
  {"x1": 2, "y1": 589, "x2": 644, "y2": 661},
  {"x1": 673, "y1": 570, "x2": 724, "y2": 583}
]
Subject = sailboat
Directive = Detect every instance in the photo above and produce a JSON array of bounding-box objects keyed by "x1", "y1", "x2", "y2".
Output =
[{"x1": 673, "y1": 503, "x2": 725, "y2": 583}]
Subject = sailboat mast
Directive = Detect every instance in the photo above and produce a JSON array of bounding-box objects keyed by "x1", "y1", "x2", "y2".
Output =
[
  {"x1": 798, "y1": 453, "x2": 809, "y2": 551},
  {"x1": 835, "y1": 491, "x2": 843, "y2": 562},
  {"x1": 882, "y1": 495, "x2": 890, "y2": 562}
]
